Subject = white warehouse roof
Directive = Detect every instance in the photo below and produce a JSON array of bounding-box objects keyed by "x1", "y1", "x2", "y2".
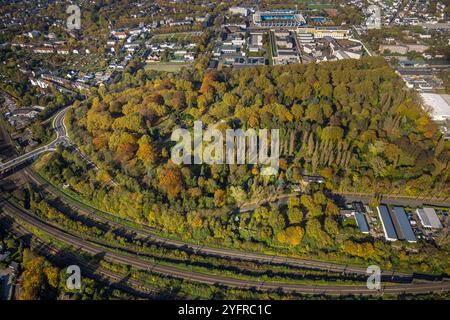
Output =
[
  {"x1": 420, "y1": 93, "x2": 450, "y2": 121},
  {"x1": 416, "y1": 208, "x2": 443, "y2": 229}
]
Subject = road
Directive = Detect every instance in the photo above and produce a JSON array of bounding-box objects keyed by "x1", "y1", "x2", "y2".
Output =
[
  {"x1": 417, "y1": 22, "x2": 450, "y2": 30},
  {"x1": 332, "y1": 192, "x2": 450, "y2": 208},
  {"x1": 1, "y1": 199, "x2": 448, "y2": 295},
  {"x1": 257, "y1": 192, "x2": 449, "y2": 211},
  {"x1": 0, "y1": 106, "x2": 71, "y2": 173},
  {"x1": 0, "y1": 105, "x2": 103, "y2": 181}
]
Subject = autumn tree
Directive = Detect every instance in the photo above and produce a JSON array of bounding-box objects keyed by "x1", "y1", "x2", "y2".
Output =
[
  {"x1": 276, "y1": 226, "x2": 304, "y2": 246},
  {"x1": 136, "y1": 135, "x2": 157, "y2": 165},
  {"x1": 159, "y1": 162, "x2": 183, "y2": 198},
  {"x1": 19, "y1": 250, "x2": 59, "y2": 300},
  {"x1": 214, "y1": 189, "x2": 226, "y2": 207}
]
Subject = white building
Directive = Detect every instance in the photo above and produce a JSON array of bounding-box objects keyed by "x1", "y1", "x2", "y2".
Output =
[
  {"x1": 416, "y1": 208, "x2": 443, "y2": 229},
  {"x1": 229, "y1": 7, "x2": 249, "y2": 17},
  {"x1": 420, "y1": 93, "x2": 450, "y2": 121}
]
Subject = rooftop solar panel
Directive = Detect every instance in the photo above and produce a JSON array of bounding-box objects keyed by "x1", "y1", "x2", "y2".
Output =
[
  {"x1": 392, "y1": 207, "x2": 416, "y2": 243},
  {"x1": 377, "y1": 205, "x2": 398, "y2": 241}
]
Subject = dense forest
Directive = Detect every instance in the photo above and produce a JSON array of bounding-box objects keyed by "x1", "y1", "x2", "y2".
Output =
[{"x1": 37, "y1": 57, "x2": 450, "y2": 273}]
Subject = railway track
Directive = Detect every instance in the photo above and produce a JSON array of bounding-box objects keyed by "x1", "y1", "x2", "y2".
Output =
[
  {"x1": 0, "y1": 213, "x2": 180, "y2": 299},
  {"x1": 22, "y1": 168, "x2": 415, "y2": 280},
  {"x1": 1, "y1": 199, "x2": 449, "y2": 296}
]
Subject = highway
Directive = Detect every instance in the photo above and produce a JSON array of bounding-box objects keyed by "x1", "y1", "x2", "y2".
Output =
[{"x1": 1, "y1": 199, "x2": 448, "y2": 295}]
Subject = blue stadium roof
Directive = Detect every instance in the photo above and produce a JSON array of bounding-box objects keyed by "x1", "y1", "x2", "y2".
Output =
[
  {"x1": 392, "y1": 207, "x2": 416, "y2": 243},
  {"x1": 354, "y1": 212, "x2": 369, "y2": 233},
  {"x1": 377, "y1": 205, "x2": 398, "y2": 241}
]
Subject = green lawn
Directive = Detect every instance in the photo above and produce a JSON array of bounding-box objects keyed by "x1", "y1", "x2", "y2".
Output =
[
  {"x1": 151, "y1": 31, "x2": 200, "y2": 42},
  {"x1": 144, "y1": 62, "x2": 190, "y2": 72}
]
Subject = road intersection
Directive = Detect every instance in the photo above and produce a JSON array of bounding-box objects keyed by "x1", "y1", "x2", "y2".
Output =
[{"x1": 0, "y1": 106, "x2": 71, "y2": 173}]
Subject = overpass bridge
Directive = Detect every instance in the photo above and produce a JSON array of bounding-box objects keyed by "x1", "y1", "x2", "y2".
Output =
[
  {"x1": 0, "y1": 105, "x2": 116, "y2": 185},
  {"x1": 0, "y1": 106, "x2": 71, "y2": 174}
]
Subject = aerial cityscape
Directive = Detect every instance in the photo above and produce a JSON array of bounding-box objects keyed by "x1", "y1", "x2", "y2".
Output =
[{"x1": 0, "y1": 0, "x2": 449, "y2": 305}]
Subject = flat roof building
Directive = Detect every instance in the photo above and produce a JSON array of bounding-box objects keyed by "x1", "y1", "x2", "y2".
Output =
[
  {"x1": 250, "y1": 33, "x2": 264, "y2": 46},
  {"x1": 416, "y1": 208, "x2": 443, "y2": 229},
  {"x1": 354, "y1": 212, "x2": 370, "y2": 234},
  {"x1": 297, "y1": 27, "x2": 350, "y2": 39},
  {"x1": 392, "y1": 207, "x2": 416, "y2": 243},
  {"x1": 377, "y1": 205, "x2": 398, "y2": 241},
  {"x1": 420, "y1": 93, "x2": 450, "y2": 122},
  {"x1": 253, "y1": 10, "x2": 306, "y2": 27},
  {"x1": 229, "y1": 7, "x2": 250, "y2": 17},
  {"x1": 298, "y1": 32, "x2": 315, "y2": 44}
]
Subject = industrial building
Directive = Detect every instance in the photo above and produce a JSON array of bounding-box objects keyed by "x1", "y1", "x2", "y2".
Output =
[
  {"x1": 354, "y1": 212, "x2": 370, "y2": 234},
  {"x1": 377, "y1": 205, "x2": 398, "y2": 241},
  {"x1": 377, "y1": 205, "x2": 418, "y2": 243},
  {"x1": 392, "y1": 207, "x2": 416, "y2": 243},
  {"x1": 253, "y1": 10, "x2": 306, "y2": 27},
  {"x1": 420, "y1": 93, "x2": 450, "y2": 121},
  {"x1": 416, "y1": 208, "x2": 443, "y2": 229}
]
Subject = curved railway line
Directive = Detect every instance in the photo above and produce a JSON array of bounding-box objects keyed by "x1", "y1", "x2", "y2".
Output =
[
  {"x1": 1, "y1": 199, "x2": 449, "y2": 296},
  {"x1": 0, "y1": 105, "x2": 449, "y2": 297},
  {"x1": 0, "y1": 214, "x2": 171, "y2": 299},
  {"x1": 22, "y1": 168, "x2": 428, "y2": 282}
]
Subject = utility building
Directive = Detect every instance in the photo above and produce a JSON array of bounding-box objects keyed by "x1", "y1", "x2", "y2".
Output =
[
  {"x1": 416, "y1": 208, "x2": 443, "y2": 229},
  {"x1": 377, "y1": 205, "x2": 398, "y2": 241},
  {"x1": 354, "y1": 212, "x2": 370, "y2": 234},
  {"x1": 392, "y1": 207, "x2": 416, "y2": 243}
]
